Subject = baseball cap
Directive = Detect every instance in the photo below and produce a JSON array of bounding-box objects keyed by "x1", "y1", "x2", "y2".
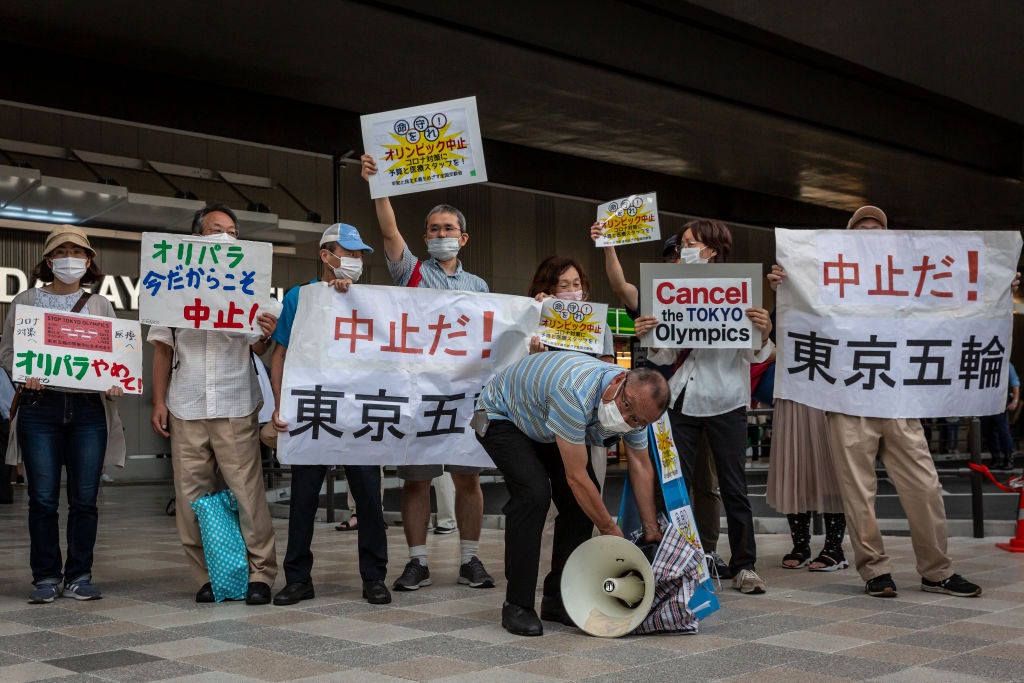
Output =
[
  {"x1": 847, "y1": 206, "x2": 887, "y2": 229},
  {"x1": 320, "y1": 223, "x2": 374, "y2": 253},
  {"x1": 43, "y1": 225, "x2": 96, "y2": 257}
]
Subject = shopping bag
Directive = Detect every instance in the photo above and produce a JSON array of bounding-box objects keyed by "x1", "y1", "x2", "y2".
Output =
[{"x1": 190, "y1": 490, "x2": 248, "y2": 602}]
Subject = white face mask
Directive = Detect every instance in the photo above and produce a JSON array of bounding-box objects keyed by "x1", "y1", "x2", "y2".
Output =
[
  {"x1": 598, "y1": 376, "x2": 634, "y2": 433},
  {"x1": 427, "y1": 237, "x2": 461, "y2": 261},
  {"x1": 330, "y1": 254, "x2": 363, "y2": 282},
  {"x1": 555, "y1": 290, "x2": 584, "y2": 301},
  {"x1": 51, "y1": 257, "x2": 88, "y2": 285},
  {"x1": 678, "y1": 247, "x2": 707, "y2": 264}
]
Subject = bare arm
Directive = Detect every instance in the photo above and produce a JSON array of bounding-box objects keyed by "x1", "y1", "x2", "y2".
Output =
[
  {"x1": 150, "y1": 341, "x2": 172, "y2": 437},
  {"x1": 271, "y1": 343, "x2": 288, "y2": 430},
  {"x1": 624, "y1": 444, "x2": 663, "y2": 543},
  {"x1": 590, "y1": 222, "x2": 639, "y2": 310},
  {"x1": 361, "y1": 154, "x2": 407, "y2": 263},
  {"x1": 556, "y1": 436, "x2": 623, "y2": 537}
]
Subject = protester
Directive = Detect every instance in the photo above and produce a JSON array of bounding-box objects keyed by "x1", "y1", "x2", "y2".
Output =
[
  {"x1": 980, "y1": 362, "x2": 1019, "y2": 470},
  {"x1": 768, "y1": 205, "x2": 986, "y2": 598},
  {"x1": 361, "y1": 153, "x2": 494, "y2": 592},
  {"x1": 598, "y1": 219, "x2": 774, "y2": 593},
  {"x1": 148, "y1": 205, "x2": 278, "y2": 605},
  {"x1": 598, "y1": 229, "x2": 729, "y2": 579},
  {"x1": 1, "y1": 225, "x2": 127, "y2": 603},
  {"x1": 270, "y1": 223, "x2": 391, "y2": 605},
  {"x1": 527, "y1": 255, "x2": 615, "y2": 363},
  {"x1": 476, "y1": 351, "x2": 667, "y2": 636}
]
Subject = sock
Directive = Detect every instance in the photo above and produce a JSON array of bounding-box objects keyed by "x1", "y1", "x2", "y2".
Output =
[
  {"x1": 461, "y1": 540, "x2": 479, "y2": 564},
  {"x1": 786, "y1": 513, "x2": 811, "y2": 554},
  {"x1": 822, "y1": 513, "x2": 846, "y2": 555},
  {"x1": 409, "y1": 545, "x2": 428, "y2": 567}
]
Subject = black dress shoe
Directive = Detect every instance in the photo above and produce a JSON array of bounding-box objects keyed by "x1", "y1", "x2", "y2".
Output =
[
  {"x1": 273, "y1": 581, "x2": 315, "y2": 606},
  {"x1": 362, "y1": 579, "x2": 392, "y2": 605},
  {"x1": 540, "y1": 593, "x2": 574, "y2": 626},
  {"x1": 195, "y1": 582, "x2": 215, "y2": 603},
  {"x1": 502, "y1": 601, "x2": 542, "y2": 636},
  {"x1": 245, "y1": 581, "x2": 272, "y2": 605}
]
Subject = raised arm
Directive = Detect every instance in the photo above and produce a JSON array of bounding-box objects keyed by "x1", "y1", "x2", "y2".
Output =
[
  {"x1": 361, "y1": 154, "x2": 407, "y2": 263},
  {"x1": 590, "y1": 221, "x2": 639, "y2": 311}
]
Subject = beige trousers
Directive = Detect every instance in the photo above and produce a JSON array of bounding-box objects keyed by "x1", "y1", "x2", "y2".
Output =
[
  {"x1": 827, "y1": 413, "x2": 952, "y2": 582},
  {"x1": 170, "y1": 411, "x2": 278, "y2": 587}
]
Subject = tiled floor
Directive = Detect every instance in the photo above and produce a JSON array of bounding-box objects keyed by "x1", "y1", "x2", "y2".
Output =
[{"x1": 1, "y1": 484, "x2": 1023, "y2": 682}]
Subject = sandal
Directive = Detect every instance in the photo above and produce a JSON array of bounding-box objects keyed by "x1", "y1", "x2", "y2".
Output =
[
  {"x1": 808, "y1": 552, "x2": 849, "y2": 572},
  {"x1": 335, "y1": 515, "x2": 358, "y2": 531},
  {"x1": 781, "y1": 548, "x2": 810, "y2": 569}
]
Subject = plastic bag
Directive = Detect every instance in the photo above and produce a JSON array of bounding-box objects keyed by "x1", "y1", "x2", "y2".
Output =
[{"x1": 190, "y1": 490, "x2": 248, "y2": 602}]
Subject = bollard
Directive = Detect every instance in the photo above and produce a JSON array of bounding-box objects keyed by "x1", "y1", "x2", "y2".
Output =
[{"x1": 968, "y1": 417, "x2": 984, "y2": 538}]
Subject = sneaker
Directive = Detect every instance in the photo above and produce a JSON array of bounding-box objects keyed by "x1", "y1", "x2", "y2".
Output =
[
  {"x1": 64, "y1": 578, "x2": 102, "y2": 601},
  {"x1": 392, "y1": 560, "x2": 432, "y2": 591},
  {"x1": 433, "y1": 525, "x2": 457, "y2": 535},
  {"x1": 866, "y1": 573, "x2": 898, "y2": 598},
  {"x1": 706, "y1": 551, "x2": 732, "y2": 579},
  {"x1": 921, "y1": 573, "x2": 982, "y2": 597},
  {"x1": 28, "y1": 583, "x2": 62, "y2": 604},
  {"x1": 731, "y1": 568, "x2": 766, "y2": 594},
  {"x1": 459, "y1": 556, "x2": 495, "y2": 588}
]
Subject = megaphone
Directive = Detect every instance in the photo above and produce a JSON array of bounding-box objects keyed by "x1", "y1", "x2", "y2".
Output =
[{"x1": 560, "y1": 535, "x2": 656, "y2": 637}]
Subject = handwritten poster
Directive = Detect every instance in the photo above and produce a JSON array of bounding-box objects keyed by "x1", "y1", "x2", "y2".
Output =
[
  {"x1": 775, "y1": 229, "x2": 1022, "y2": 418},
  {"x1": 12, "y1": 305, "x2": 143, "y2": 393},
  {"x1": 138, "y1": 232, "x2": 273, "y2": 333},
  {"x1": 361, "y1": 96, "x2": 488, "y2": 199},
  {"x1": 278, "y1": 284, "x2": 540, "y2": 466}
]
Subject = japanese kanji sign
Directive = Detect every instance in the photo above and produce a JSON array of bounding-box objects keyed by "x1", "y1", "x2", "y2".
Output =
[
  {"x1": 361, "y1": 96, "x2": 488, "y2": 199},
  {"x1": 775, "y1": 229, "x2": 1022, "y2": 418},
  {"x1": 593, "y1": 192, "x2": 661, "y2": 247},
  {"x1": 536, "y1": 299, "x2": 608, "y2": 354},
  {"x1": 12, "y1": 305, "x2": 143, "y2": 393},
  {"x1": 138, "y1": 232, "x2": 273, "y2": 333},
  {"x1": 640, "y1": 263, "x2": 764, "y2": 349},
  {"x1": 278, "y1": 283, "x2": 540, "y2": 466}
]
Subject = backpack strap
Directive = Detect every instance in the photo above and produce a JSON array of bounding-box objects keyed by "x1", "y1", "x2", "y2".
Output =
[
  {"x1": 407, "y1": 260, "x2": 423, "y2": 288},
  {"x1": 70, "y1": 291, "x2": 92, "y2": 313}
]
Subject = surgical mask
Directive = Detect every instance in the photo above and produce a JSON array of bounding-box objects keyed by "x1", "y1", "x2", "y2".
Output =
[
  {"x1": 51, "y1": 257, "x2": 88, "y2": 284},
  {"x1": 678, "y1": 247, "x2": 707, "y2": 264},
  {"x1": 597, "y1": 377, "x2": 633, "y2": 433},
  {"x1": 427, "y1": 237, "x2": 460, "y2": 261},
  {"x1": 330, "y1": 255, "x2": 363, "y2": 282},
  {"x1": 555, "y1": 290, "x2": 584, "y2": 301}
]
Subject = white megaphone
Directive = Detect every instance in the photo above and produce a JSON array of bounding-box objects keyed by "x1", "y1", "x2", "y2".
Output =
[{"x1": 560, "y1": 535, "x2": 656, "y2": 637}]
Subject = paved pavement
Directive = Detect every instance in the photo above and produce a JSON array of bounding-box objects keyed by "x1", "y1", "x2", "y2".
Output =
[{"x1": 1, "y1": 483, "x2": 1023, "y2": 682}]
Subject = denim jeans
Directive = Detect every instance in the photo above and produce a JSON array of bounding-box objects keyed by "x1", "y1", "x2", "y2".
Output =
[{"x1": 17, "y1": 390, "x2": 107, "y2": 585}]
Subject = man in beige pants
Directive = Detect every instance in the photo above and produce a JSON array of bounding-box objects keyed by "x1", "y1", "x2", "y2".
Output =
[
  {"x1": 770, "y1": 205, "x2": 987, "y2": 599},
  {"x1": 149, "y1": 205, "x2": 278, "y2": 605}
]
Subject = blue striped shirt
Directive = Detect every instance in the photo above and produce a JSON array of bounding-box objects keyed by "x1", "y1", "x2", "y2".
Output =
[
  {"x1": 477, "y1": 351, "x2": 648, "y2": 449},
  {"x1": 387, "y1": 245, "x2": 489, "y2": 292}
]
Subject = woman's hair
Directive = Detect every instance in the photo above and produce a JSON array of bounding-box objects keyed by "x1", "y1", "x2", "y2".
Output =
[
  {"x1": 675, "y1": 218, "x2": 732, "y2": 263},
  {"x1": 32, "y1": 255, "x2": 104, "y2": 285},
  {"x1": 528, "y1": 255, "x2": 591, "y2": 299}
]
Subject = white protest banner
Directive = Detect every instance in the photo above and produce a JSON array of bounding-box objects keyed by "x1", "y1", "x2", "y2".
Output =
[
  {"x1": 593, "y1": 192, "x2": 660, "y2": 247},
  {"x1": 361, "y1": 96, "x2": 487, "y2": 199},
  {"x1": 11, "y1": 305, "x2": 143, "y2": 394},
  {"x1": 640, "y1": 263, "x2": 763, "y2": 349},
  {"x1": 138, "y1": 232, "x2": 273, "y2": 333},
  {"x1": 775, "y1": 229, "x2": 1022, "y2": 419},
  {"x1": 536, "y1": 299, "x2": 608, "y2": 355},
  {"x1": 277, "y1": 283, "x2": 540, "y2": 466}
]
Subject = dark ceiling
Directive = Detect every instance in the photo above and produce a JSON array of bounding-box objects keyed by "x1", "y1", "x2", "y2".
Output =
[{"x1": 0, "y1": 0, "x2": 1020, "y2": 229}]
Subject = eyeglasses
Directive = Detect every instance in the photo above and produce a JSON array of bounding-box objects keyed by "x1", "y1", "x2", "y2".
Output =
[{"x1": 617, "y1": 374, "x2": 651, "y2": 429}]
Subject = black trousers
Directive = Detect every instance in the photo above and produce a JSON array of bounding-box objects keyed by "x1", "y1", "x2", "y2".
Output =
[
  {"x1": 283, "y1": 464, "x2": 387, "y2": 583},
  {"x1": 478, "y1": 420, "x2": 597, "y2": 608},
  {"x1": 668, "y1": 406, "x2": 756, "y2": 572}
]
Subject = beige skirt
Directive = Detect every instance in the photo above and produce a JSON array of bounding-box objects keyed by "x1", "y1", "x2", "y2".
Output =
[{"x1": 765, "y1": 398, "x2": 844, "y2": 514}]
